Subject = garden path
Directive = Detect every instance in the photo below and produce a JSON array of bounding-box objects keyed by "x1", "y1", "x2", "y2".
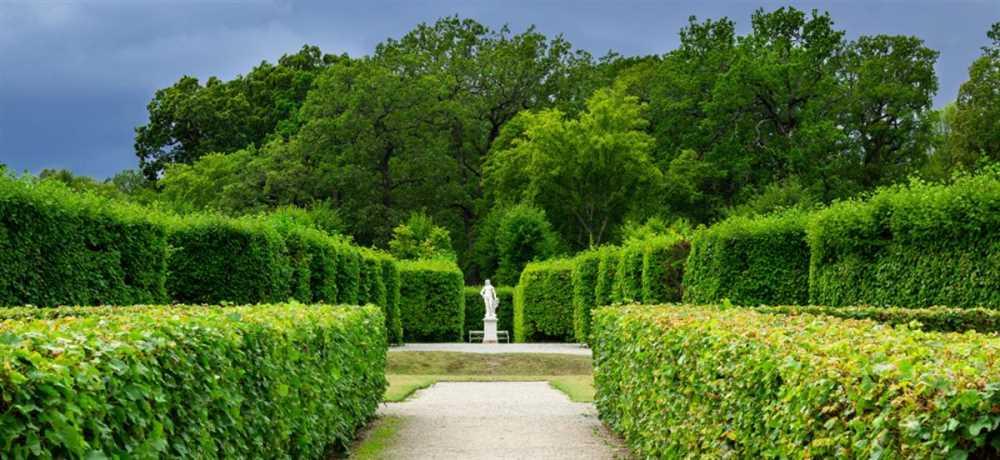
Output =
[{"x1": 389, "y1": 342, "x2": 591, "y2": 356}]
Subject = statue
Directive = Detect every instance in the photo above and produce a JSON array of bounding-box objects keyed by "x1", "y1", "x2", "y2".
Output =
[{"x1": 480, "y1": 279, "x2": 499, "y2": 320}]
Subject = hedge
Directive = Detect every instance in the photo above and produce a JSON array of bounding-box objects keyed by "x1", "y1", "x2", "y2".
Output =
[
  {"x1": 615, "y1": 244, "x2": 644, "y2": 303},
  {"x1": 594, "y1": 305, "x2": 1000, "y2": 458},
  {"x1": 380, "y1": 257, "x2": 403, "y2": 344},
  {"x1": 571, "y1": 248, "x2": 602, "y2": 343},
  {"x1": 0, "y1": 175, "x2": 168, "y2": 307},
  {"x1": 593, "y1": 246, "x2": 621, "y2": 307},
  {"x1": 463, "y1": 286, "x2": 515, "y2": 338},
  {"x1": 641, "y1": 235, "x2": 689, "y2": 304},
  {"x1": 334, "y1": 245, "x2": 361, "y2": 305},
  {"x1": 514, "y1": 259, "x2": 574, "y2": 342},
  {"x1": 683, "y1": 211, "x2": 809, "y2": 306},
  {"x1": 0, "y1": 304, "x2": 387, "y2": 458},
  {"x1": 808, "y1": 172, "x2": 1000, "y2": 308},
  {"x1": 398, "y1": 260, "x2": 464, "y2": 342},
  {"x1": 758, "y1": 305, "x2": 1000, "y2": 334}
]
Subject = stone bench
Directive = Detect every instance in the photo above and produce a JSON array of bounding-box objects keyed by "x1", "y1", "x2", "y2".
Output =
[{"x1": 468, "y1": 330, "x2": 510, "y2": 343}]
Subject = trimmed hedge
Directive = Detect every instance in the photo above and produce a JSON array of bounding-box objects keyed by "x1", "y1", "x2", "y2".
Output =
[
  {"x1": 380, "y1": 256, "x2": 403, "y2": 344},
  {"x1": 514, "y1": 259, "x2": 574, "y2": 342},
  {"x1": 0, "y1": 304, "x2": 387, "y2": 458},
  {"x1": 641, "y1": 235, "x2": 689, "y2": 304},
  {"x1": 593, "y1": 246, "x2": 621, "y2": 307},
  {"x1": 398, "y1": 260, "x2": 464, "y2": 342},
  {"x1": 0, "y1": 175, "x2": 168, "y2": 307},
  {"x1": 463, "y1": 286, "x2": 515, "y2": 338},
  {"x1": 334, "y1": 245, "x2": 361, "y2": 305},
  {"x1": 808, "y1": 173, "x2": 1000, "y2": 308},
  {"x1": 594, "y1": 305, "x2": 1000, "y2": 458},
  {"x1": 683, "y1": 212, "x2": 809, "y2": 306},
  {"x1": 571, "y1": 248, "x2": 602, "y2": 343},
  {"x1": 759, "y1": 305, "x2": 1000, "y2": 334},
  {"x1": 615, "y1": 244, "x2": 644, "y2": 303}
]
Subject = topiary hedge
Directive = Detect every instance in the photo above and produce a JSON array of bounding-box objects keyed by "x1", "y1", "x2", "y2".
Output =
[
  {"x1": 808, "y1": 172, "x2": 1000, "y2": 308},
  {"x1": 166, "y1": 215, "x2": 292, "y2": 304},
  {"x1": 463, "y1": 286, "x2": 515, "y2": 338},
  {"x1": 380, "y1": 256, "x2": 403, "y2": 344},
  {"x1": 594, "y1": 305, "x2": 1000, "y2": 458},
  {"x1": 333, "y1": 243, "x2": 361, "y2": 305},
  {"x1": 641, "y1": 235, "x2": 689, "y2": 304},
  {"x1": 0, "y1": 303, "x2": 387, "y2": 458},
  {"x1": 758, "y1": 305, "x2": 1000, "y2": 334},
  {"x1": 514, "y1": 259, "x2": 575, "y2": 342},
  {"x1": 398, "y1": 260, "x2": 464, "y2": 342},
  {"x1": 615, "y1": 243, "x2": 644, "y2": 303},
  {"x1": 571, "y1": 248, "x2": 602, "y2": 343},
  {"x1": 683, "y1": 212, "x2": 809, "y2": 306},
  {"x1": 593, "y1": 246, "x2": 621, "y2": 307},
  {"x1": 0, "y1": 175, "x2": 168, "y2": 307}
]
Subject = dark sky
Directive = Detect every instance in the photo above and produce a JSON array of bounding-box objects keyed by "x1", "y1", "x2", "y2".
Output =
[{"x1": 1, "y1": 0, "x2": 997, "y2": 179}]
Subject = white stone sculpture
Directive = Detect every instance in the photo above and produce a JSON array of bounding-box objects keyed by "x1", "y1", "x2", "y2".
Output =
[{"x1": 480, "y1": 279, "x2": 499, "y2": 343}]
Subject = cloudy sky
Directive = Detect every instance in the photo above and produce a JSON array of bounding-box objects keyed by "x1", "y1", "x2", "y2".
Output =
[{"x1": 1, "y1": 0, "x2": 997, "y2": 179}]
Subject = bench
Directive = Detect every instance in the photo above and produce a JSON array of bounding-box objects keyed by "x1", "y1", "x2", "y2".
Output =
[{"x1": 468, "y1": 330, "x2": 510, "y2": 343}]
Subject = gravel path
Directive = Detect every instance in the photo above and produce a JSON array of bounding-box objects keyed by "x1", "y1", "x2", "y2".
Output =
[
  {"x1": 376, "y1": 382, "x2": 628, "y2": 459},
  {"x1": 389, "y1": 342, "x2": 591, "y2": 356}
]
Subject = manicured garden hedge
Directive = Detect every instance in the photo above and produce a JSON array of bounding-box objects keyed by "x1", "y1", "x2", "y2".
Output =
[
  {"x1": 0, "y1": 304, "x2": 387, "y2": 458},
  {"x1": 615, "y1": 243, "x2": 644, "y2": 303},
  {"x1": 683, "y1": 212, "x2": 809, "y2": 306},
  {"x1": 571, "y1": 248, "x2": 602, "y2": 343},
  {"x1": 759, "y1": 305, "x2": 1000, "y2": 334},
  {"x1": 380, "y1": 256, "x2": 404, "y2": 344},
  {"x1": 463, "y1": 286, "x2": 515, "y2": 338},
  {"x1": 514, "y1": 259, "x2": 574, "y2": 342},
  {"x1": 398, "y1": 260, "x2": 464, "y2": 342},
  {"x1": 593, "y1": 246, "x2": 621, "y2": 307},
  {"x1": 808, "y1": 172, "x2": 1000, "y2": 308},
  {"x1": 641, "y1": 235, "x2": 689, "y2": 304},
  {"x1": 0, "y1": 175, "x2": 168, "y2": 307},
  {"x1": 594, "y1": 305, "x2": 1000, "y2": 458}
]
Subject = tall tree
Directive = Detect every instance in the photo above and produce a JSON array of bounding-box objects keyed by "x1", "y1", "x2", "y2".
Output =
[{"x1": 950, "y1": 22, "x2": 1000, "y2": 167}]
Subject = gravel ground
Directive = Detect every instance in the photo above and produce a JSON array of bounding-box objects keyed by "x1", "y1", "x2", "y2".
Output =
[
  {"x1": 389, "y1": 343, "x2": 592, "y2": 356},
  {"x1": 377, "y1": 382, "x2": 629, "y2": 459}
]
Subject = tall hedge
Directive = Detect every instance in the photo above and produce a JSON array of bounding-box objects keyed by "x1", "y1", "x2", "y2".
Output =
[
  {"x1": 615, "y1": 243, "x2": 644, "y2": 303},
  {"x1": 641, "y1": 235, "x2": 690, "y2": 304},
  {"x1": 594, "y1": 305, "x2": 1000, "y2": 458},
  {"x1": 571, "y1": 248, "x2": 602, "y2": 343},
  {"x1": 334, "y1": 244, "x2": 361, "y2": 304},
  {"x1": 380, "y1": 257, "x2": 403, "y2": 344},
  {"x1": 0, "y1": 175, "x2": 168, "y2": 307},
  {"x1": 398, "y1": 260, "x2": 464, "y2": 342},
  {"x1": 514, "y1": 259, "x2": 574, "y2": 342},
  {"x1": 683, "y1": 212, "x2": 809, "y2": 306},
  {"x1": 593, "y1": 246, "x2": 621, "y2": 307},
  {"x1": 758, "y1": 305, "x2": 1000, "y2": 334},
  {"x1": 463, "y1": 286, "x2": 515, "y2": 338},
  {"x1": 167, "y1": 216, "x2": 292, "y2": 304},
  {"x1": 808, "y1": 172, "x2": 1000, "y2": 308},
  {"x1": 0, "y1": 304, "x2": 387, "y2": 458}
]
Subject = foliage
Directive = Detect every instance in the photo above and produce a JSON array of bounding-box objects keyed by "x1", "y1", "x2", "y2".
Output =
[
  {"x1": 493, "y1": 204, "x2": 562, "y2": 285},
  {"x1": 381, "y1": 256, "x2": 404, "y2": 344},
  {"x1": 513, "y1": 259, "x2": 575, "y2": 342},
  {"x1": 683, "y1": 211, "x2": 810, "y2": 305},
  {"x1": 807, "y1": 170, "x2": 1000, "y2": 307},
  {"x1": 614, "y1": 243, "x2": 644, "y2": 303},
  {"x1": 571, "y1": 248, "x2": 602, "y2": 343},
  {"x1": 758, "y1": 305, "x2": 1000, "y2": 334},
  {"x1": 593, "y1": 305, "x2": 1000, "y2": 458},
  {"x1": 593, "y1": 246, "x2": 622, "y2": 307},
  {"x1": 641, "y1": 234, "x2": 690, "y2": 304},
  {"x1": 388, "y1": 212, "x2": 455, "y2": 261},
  {"x1": 0, "y1": 174, "x2": 168, "y2": 307},
  {"x1": 398, "y1": 259, "x2": 465, "y2": 342},
  {"x1": 463, "y1": 286, "x2": 515, "y2": 338},
  {"x1": 947, "y1": 22, "x2": 1000, "y2": 169},
  {"x1": 0, "y1": 304, "x2": 387, "y2": 458}
]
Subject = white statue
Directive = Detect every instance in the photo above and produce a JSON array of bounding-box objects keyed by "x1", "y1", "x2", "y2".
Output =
[{"x1": 480, "y1": 279, "x2": 499, "y2": 320}]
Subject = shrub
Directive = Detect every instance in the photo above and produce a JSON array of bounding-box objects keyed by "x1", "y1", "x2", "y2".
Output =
[
  {"x1": 594, "y1": 305, "x2": 1000, "y2": 458},
  {"x1": 463, "y1": 285, "x2": 515, "y2": 338},
  {"x1": 808, "y1": 172, "x2": 1000, "y2": 307},
  {"x1": 593, "y1": 246, "x2": 621, "y2": 307},
  {"x1": 514, "y1": 259, "x2": 574, "y2": 342},
  {"x1": 398, "y1": 260, "x2": 464, "y2": 342},
  {"x1": 683, "y1": 212, "x2": 809, "y2": 305},
  {"x1": 0, "y1": 175, "x2": 168, "y2": 307},
  {"x1": 358, "y1": 250, "x2": 386, "y2": 307},
  {"x1": 571, "y1": 248, "x2": 601, "y2": 343},
  {"x1": 388, "y1": 212, "x2": 455, "y2": 261},
  {"x1": 0, "y1": 304, "x2": 387, "y2": 458},
  {"x1": 334, "y1": 244, "x2": 361, "y2": 304},
  {"x1": 641, "y1": 235, "x2": 689, "y2": 303},
  {"x1": 166, "y1": 215, "x2": 292, "y2": 304},
  {"x1": 305, "y1": 232, "x2": 339, "y2": 303},
  {"x1": 380, "y1": 257, "x2": 403, "y2": 344},
  {"x1": 615, "y1": 243, "x2": 644, "y2": 303},
  {"x1": 494, "y1": 204, "x2": 562, "y2": 285},
  {"x1": 758, "y1": 305, "x2": 1000, "y2": 334}
]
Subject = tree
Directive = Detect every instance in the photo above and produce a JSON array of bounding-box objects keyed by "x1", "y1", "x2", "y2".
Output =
[
  {"x1": 493, "y1": 204, "x2": 563, "y2": 284},
  {"x1": 388, "y1": 212, "x2": 455, "y2": 260},
  {"x1": 950, "y1": 22, "x2": 1000, "y2": 168},
  {"x1": 485, "y1": 87, "x2": 660, "y2": 248}
]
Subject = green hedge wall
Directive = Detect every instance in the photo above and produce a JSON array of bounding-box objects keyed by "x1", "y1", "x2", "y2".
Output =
[
  {"x1": 641, "y1": 235, "x2": 689, "y2": 304},
  {"x1": 758, "y1": 305, "x2": 1000, "y2": 334},
  {"x1": 463, "y1": 286, "x2": 515, "y2": 338},
  {"x1": 381, "y1": 257, "x2": 403, "y2": 344},
  {"x1": 167, "y1": 216, "x2": 292, "y2": 304},
  {"x1": 0, "y1": 304, "x2": 386, "y2": 458},
  {"x1": 398, "y1": 260, "x2": 464, "y2": 342},
  {"x1": 594, "y1": 246, "x2": 621, "y2": 307},
  {"x1": 683, "y1": 212, "x2": 809, "y2": 306},
  {"x1": 0, "y1": 175, "x2": 168, "y2": 307},
  {"x1": 514, "y1": 259, "x2": 575, "y2": 342},
  {"x1": 334, "y1": 244, "x2": 361, "y2": 304},
  {"x1": 571, "y1": 249, "x2": 602, "y2": 343},
  {"x1": 615, "y1": 244, "x2": 644, "y2": 303},
  {"x1": 594, "y1": 305, "x2": 1000, "y2": 458},
  {"x1": 808, "y1": 173, "x2": 1000, "y2": 308}
]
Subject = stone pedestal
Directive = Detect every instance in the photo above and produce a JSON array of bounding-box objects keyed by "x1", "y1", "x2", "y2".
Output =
[{"x1": 483, "y1": 317, "x2": 498, "y2": 344}]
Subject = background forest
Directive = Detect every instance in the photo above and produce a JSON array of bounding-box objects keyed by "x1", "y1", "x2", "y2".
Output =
[{"x1": 21, "y1": 8, "x2": 1000, "y2": 284}]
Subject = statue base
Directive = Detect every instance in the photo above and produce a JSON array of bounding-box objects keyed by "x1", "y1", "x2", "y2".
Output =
[{"x1": 483, "y1": 317, "x2": 498, "y2": 344}]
